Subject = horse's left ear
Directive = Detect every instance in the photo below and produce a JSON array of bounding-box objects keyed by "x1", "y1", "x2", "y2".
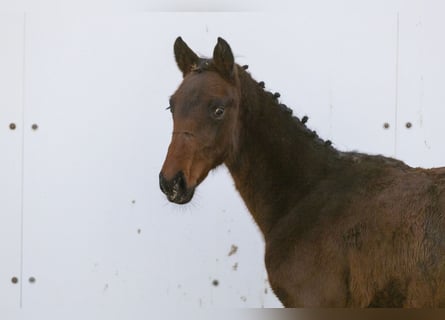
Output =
[{"x1": 213, "y1": 37, "x2": 235, "y2": 80}]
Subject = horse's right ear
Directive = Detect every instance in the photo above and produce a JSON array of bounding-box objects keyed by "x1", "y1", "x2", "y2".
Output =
[{"x1": 174, "y1": 37, "x2": 199, "y2": 77}]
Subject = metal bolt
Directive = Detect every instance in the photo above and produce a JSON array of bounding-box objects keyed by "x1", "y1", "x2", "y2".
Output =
[
  {"x1": 406, "y1": 122, "x2": 412, "y2": 129},
  {"x1": 29, "y1": 277, "x2": 36, "y2": 284},
  {"x1": 9, "y1": 123, "x2": 16, "y2": 130},
  {"x1": 11, "y1": 277, "x2": 19, "y2": 284},
  {"x1": 31, "y1": 124, "x2": 38, "y2": 131},
  {"x1": 383, "y1": 122, "x2": 390, "y2": 129}
]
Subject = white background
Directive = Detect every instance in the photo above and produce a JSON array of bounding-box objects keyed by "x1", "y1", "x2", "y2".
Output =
[{"x1": 1, "y1": 1, "x2": 445, "y2": 318}]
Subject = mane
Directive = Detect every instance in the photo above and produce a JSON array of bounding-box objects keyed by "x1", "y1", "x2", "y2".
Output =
[
  {"x1": 235, "y1": 64, "x2": 337, "y2": 152},
  {"x1": 190, "y1": 58, "x2": 212, "y2": 73},
  {"x1": 233, "y1": 64, "x2": 409, "y2": 170}
]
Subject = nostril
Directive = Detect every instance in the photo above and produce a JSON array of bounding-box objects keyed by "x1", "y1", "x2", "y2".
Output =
[{"x1": 174, "y1": 172, "x2": 186, "y2": 191}]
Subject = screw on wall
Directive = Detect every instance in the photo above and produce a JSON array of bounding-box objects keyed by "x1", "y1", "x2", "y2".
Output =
[
  {"x1": 28, "y1": 277, "x2": 36, "y2": 284},
  {"x1": 11, "y1": 277, "x2": 19, "y2": 284},
  {"x1": 9, "y1": 123, "x2": 16, "y2": 130},
  {"x1": 31, "y1": 124, "x2": 39, "y2": 131},
  {"x1": 405, "y1": 122, "x2": 412, "y2": 129},
  {"x1": 383, "y1": 122, "x2": 390, "y2": 129}
]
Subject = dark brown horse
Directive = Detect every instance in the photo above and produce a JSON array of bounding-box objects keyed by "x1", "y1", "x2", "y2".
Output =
[{"x1": 159, "y1": 37, "x2": 445, "y2": 307}]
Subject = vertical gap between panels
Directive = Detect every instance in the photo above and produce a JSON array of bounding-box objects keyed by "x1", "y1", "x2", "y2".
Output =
[{"x1": 394, "y1": 12, "x2": 400, "y2": 157}]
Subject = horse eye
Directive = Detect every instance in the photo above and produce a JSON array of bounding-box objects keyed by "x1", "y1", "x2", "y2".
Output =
[{"x1": 214, "y1": 106, "x2": 225, "y2": 118}]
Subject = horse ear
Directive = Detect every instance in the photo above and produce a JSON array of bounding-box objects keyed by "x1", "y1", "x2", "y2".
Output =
[
  {"x1": 174, "y1": 37, "x2": 199, "y2": 77},
  {"x1": 213, "y1": 37, "x2": 235, "y2": 80}
]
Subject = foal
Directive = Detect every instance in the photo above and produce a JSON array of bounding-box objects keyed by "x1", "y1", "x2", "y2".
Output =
[{"x1": 159, "y1": 37, "x2": 445, "y2": 307}]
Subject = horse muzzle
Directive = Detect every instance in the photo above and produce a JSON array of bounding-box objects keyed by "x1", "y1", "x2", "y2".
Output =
[{"x1": 159, "y1": 171, "x2": 195, "y2": 204}]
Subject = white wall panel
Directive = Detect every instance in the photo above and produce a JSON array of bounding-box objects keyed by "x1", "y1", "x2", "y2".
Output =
[
  {"x1": 0, "y1": 13, "x2": 24, "y2": 311},
  {"x1": 397, "y1": 1, "x2": 445, "y2": 167},
  {"x1": 327, "y1": 6, "x2": 399, "y2": 157}
]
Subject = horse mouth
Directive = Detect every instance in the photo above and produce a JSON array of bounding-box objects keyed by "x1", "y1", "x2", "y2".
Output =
[
  {"x1": 167, "y1": 186, "x2": 195, "y2": 204},
  {"x1": 159, "y1": 171, "x2": 195, "y2": 204}
]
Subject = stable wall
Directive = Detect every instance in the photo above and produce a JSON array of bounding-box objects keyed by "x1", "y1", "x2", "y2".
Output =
[{"x1": 1, "y1": 1, "x2": 445, "y2": 318}]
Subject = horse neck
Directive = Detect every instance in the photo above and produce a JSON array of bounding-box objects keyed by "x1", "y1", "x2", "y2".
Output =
[{"x1": 225, "y1": 70, "x2": 340, "y2": 237}]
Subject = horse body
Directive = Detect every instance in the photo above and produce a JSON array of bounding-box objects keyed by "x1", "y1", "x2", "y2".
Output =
[
  {"x1": 265, "y1": 165, "x2": 445, "y2": 307},
  {"x1": 159, "y1": 37, "x2": 445, "y2": 307}
]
